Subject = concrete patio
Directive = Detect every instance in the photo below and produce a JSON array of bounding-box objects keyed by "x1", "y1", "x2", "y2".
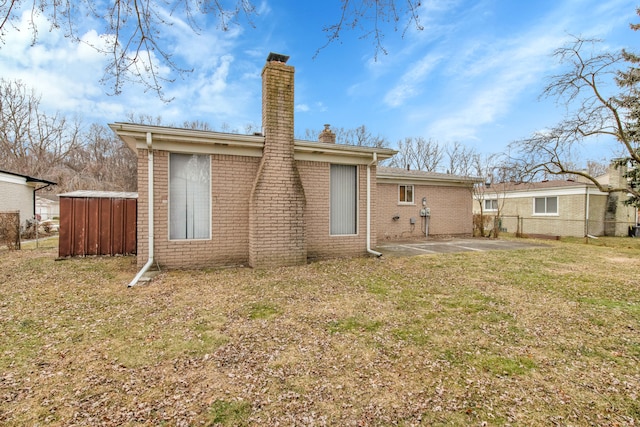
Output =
[{"x1": 375, "y1": 237, "x2": 549, "y2": 257}]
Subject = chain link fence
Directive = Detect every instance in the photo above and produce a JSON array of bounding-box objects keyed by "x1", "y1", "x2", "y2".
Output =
[{"x1": 474, "y1": 214, "x2": 638, "y2": 238}]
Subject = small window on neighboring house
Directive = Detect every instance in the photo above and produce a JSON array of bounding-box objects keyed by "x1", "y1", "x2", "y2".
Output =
[
  {"x1": 534, "y1": 196, "x2": 558, "y2": 215},
  {"x1": 169, "y1": 153, "x2": 211, "y2": 240},
  {"x1": 484, "y1": 199, "x2": 498, "y2": 211},
  {"x1": 330, "y1": 164, "x2": 357, "y2": 235},
  {"x1": 399, "y1": 185, "x2": 414, "y2": 204}
]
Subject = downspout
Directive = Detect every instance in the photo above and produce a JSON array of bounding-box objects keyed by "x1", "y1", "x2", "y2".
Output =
[
  {"x1": 128, "y1": 132, "x2": 155, "y2": 287},
  {"x1": 366, "y1": 152, "x2": 382, "y2": 257},
  {"x1": 584, "y1": 185, "x2": 590, "y2": 238}
]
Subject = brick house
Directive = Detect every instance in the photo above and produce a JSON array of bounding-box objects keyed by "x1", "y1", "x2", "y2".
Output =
[
  {"x1": 110, "y1": 53, "x2": 477, "y2": 280},
  {"x1": 475, "y1": 167, "x2": 638, "y2": 237}
]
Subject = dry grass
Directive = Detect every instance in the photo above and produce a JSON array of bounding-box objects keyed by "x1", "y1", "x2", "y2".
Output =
[{"x1": 1, "y1": 237, "x2": 639, "y2": 426}]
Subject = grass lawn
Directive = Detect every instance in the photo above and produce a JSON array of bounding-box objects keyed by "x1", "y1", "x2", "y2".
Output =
[{"x1": 1, "y1": 237, "x2": 639, "y2": 426}]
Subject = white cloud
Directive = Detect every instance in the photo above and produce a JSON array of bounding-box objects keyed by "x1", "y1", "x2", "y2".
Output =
[
  {"x1": 0, "y1": 2, "x2": 259, "y2": 127},
  {"x1": 398, "y1": 0, "x2": 623, "y2": 144},
  {"x1": 383, "y1": 53, "x2": 443, "y2": 107}
]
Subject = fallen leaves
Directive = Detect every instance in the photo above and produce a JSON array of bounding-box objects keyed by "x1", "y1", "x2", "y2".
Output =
[{"x1": 0, "y1": 240, "x2": 639, "y2": 425}]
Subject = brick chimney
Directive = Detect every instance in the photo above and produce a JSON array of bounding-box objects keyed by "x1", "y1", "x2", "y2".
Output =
[
  {"x1": 318, "y1": 124, "x2": 336, "y2": 143},
  {"x1": 248, "y1": 53, "x2": 307, "y2": 267}
]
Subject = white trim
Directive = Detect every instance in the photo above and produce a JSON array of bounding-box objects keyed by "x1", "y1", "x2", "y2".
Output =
[
  {"x1": 483, "y1": 199, "x2": 498, "y2": 211},
  {"x1": 497, "y1": 186, "x2": 609, "y2": 198},
  {"x1": 377, "y1": 175, "x2": 477, "y2": 187},
  {"x1": 0, "y1": 172, "x2": 27, "y2": 185},
  {"x1": 109, "y1": 123, "x2": 397, "y2": 165},
  {"x1": 398, "y1": 184, "x2": 414, "y2": 205},
  {"x1": 532, "y1": 196, "x2": 559, "y2": 216}
]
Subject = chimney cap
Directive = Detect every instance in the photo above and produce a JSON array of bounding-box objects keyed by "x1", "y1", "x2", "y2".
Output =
[{"x1": 266, "y1": 52, "x2": 290, "y2": 63}]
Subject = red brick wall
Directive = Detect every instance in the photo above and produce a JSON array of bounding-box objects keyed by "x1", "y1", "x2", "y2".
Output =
[{"x1": 376, "y1": 183, "x2": 473, "y2": 241}]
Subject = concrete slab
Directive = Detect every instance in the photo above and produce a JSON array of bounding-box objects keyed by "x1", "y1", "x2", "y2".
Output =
[{"x1": 376, "y1": 238, "x2": 549, "y2": 257}]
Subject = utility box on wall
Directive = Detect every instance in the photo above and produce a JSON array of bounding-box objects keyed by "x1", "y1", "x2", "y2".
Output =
[{"x1": 58, "y1": 191, "x2": 137, "y2": 258}]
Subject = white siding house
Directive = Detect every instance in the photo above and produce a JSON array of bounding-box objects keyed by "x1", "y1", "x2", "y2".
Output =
[{"x1": 0, "y1": 170, "x2": 56, "y2": 227}]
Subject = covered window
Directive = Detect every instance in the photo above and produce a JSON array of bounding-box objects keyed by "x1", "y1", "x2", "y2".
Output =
[
  {"x1": 399, "y1": 185, "x2": 414, "y2": 204},
  {"x1": 169, "y1": 153, "x2": 211, "y2": 240},
  {"x1": 534, "y1": 196, "x2": 558, "y2": 215},
  {"x1": 330, "y1": 164, "x2": 357, "y2": 235},
  {"x1": 484, "y1": 199, "x2": 498, "y2": 211}
]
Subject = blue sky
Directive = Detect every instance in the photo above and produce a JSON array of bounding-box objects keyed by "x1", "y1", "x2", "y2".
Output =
[{"x1": 0, "y1": 0, "x2": 637, "y2": 163}]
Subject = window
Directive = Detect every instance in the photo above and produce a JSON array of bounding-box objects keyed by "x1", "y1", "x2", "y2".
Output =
[
  {"x1": 330, "y1": 164, "x2": 357, "y2": 235},
  {"x1": 169, "y1": 153, "x2": 211, "y2": 240},
  {"x1": 484, "y1": 199, "x2": 498, "y2": 211},
  {"x1": 399, "y1": 185, "x2": 414, "y2": 204},
  {"x1": 533, "y1": 196, "x2": 558, "y2": 215}
]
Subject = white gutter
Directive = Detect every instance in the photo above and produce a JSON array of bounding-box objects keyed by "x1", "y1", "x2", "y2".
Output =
[
  {"x1": 128, "y1": 132, "x2": 155, "y2": 287},
  {"x1": 366, "y1": 152, "x2": 382, "y2": 257},
  {"x1": 584, "y1": 185, "x2": 590, "y2": 237}
]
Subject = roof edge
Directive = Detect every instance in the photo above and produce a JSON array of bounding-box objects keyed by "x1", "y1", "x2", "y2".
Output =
[{"x1": 0, "y1": 169, "x2": 56, "y2": 186}]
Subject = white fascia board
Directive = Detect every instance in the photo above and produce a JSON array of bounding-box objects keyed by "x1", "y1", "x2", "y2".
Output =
[
  {"x1": 109, "y1": 123, "x2": 265, "y2": 157},
  {"x1": 0, "y1": 172, "x2": 28, "y2": 185},
  {"x1": 376, "y1": 174, "x2": 480, "y2": 187},
  {"x1": 294, "y1": 141, "x2": 396, "y2": 165},
  {"x1": 486, "y1": 186, "x2": 609, "y2": 199},
  {"x1": 109, "y1": 123, "x2": 398, "y2": 163}
]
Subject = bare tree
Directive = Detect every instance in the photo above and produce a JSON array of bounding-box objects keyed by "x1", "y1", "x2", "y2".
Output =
[
  {"x1": 81, "y1": 124, "x2": 137, "y2": 191},
  {"x1": 444, "y1": 141, "x2": 481, "y2": 175},
  {"x1": 303, "y1": 124, "x2": 389, "y2": 148},
  {"x1": 0, "y1": 1, "x2": 256, "y2": 100},
  {"x1": 510, "y1": 13, "x2": 640, "y2": 206},
  {"x1": 0, "y1": 78, "x2": 82, "y2": 180},
  {"x1": 585, "y1": 160, "x2": 608, "y2": 178},
  {"x1": 316, "y1": 0, "x2": 424, "y2": 60},
  {"x1": 46, "y1": 123, "x2": 137, "y2": 193},
  {"x1": 388, "y1": 137, "x2": 443, "y2": 171},
  {"x1": 1, "y1": 1, "x2": 424, "y2": 98},
  {"x1": 0, "y1": 79, "x2": 138, "y2": 192},
  {"x1": 124, "y1": 113, "x2": 165, "y2": 126},
  {"x1": 470, "y1": 155, "x2": 526, "y2": 238}
]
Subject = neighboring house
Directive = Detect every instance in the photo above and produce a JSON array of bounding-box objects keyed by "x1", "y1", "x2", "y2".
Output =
[
  {"x1": 110, "y1": 53, "x2": 477, "y2": 273},
  {"x1": 35, "y1": 194, "x2": 60, "y2": 220},
  {"x1": 0, "y1": 169, "x2": 56, "y2": 227},
  {"x1": 475, "y1": 168, "x2": 638, "y2": 237}
]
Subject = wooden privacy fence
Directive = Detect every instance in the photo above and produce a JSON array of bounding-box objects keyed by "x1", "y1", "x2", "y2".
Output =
[
  {"x1": 58, "y1": 191, "x2": 137, "y2": 257},
  {"x1": 0, "y1": 211, "x2": 20, "y2": 250}
]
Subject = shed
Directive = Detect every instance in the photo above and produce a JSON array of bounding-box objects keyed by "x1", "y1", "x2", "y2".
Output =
[{"x1": 58, "y1": 191, "x2": 137, "y2": 257}]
